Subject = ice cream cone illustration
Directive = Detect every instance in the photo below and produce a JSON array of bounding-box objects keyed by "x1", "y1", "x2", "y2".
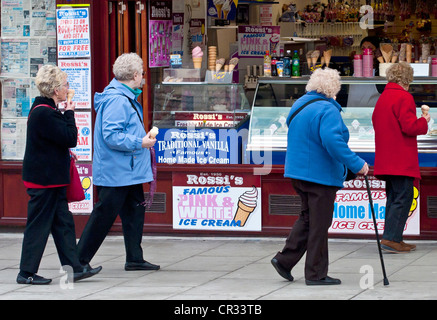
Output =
[
  {"x1": 214, "y1": 0, "x2": 225, "y2": 18},
  {"x1": 216, "y1": 4, "x2": 223, "y2": 18},
  {"x1": 233, "y1": 186, "x2": 258, "y2": 227},
  {"x1": 192, "y1": 46, "x2": 203, "y2": 69},
  {"x1": 67, "y1": 89, "x2": 75, "y2": 103},
  {"x1": 223, "y1": 0, "x2": 231, "y2": 19}
]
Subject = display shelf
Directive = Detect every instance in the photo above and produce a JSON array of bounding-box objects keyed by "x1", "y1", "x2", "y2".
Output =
[{"x1": 247, "y1": 77, "x2": 437, "y2": 155}]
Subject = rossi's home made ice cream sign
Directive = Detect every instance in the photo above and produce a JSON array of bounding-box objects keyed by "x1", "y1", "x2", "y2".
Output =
[
  {"x1": 173, "y1": 172, "x2": 261, "y2": 231},
  {"x1": 329, "y1": 175, "x2": 420, "y2": 235}
]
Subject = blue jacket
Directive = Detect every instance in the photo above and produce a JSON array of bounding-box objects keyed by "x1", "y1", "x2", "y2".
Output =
[
  {"x1": 93, "y1": 78, "x2": 153, "y2": 186},
  {"x1": 284, "y1": 91, "x2": 365, "y2": 188}
]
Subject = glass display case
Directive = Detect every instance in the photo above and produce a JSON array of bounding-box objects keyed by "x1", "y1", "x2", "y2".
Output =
[
  {"x1": 247, "y1": 77, "x2": 437, "y2": 163},
  {"x1": 153, "y1": 83, "x2": 251, "y2": 164},
  {"x1": 153, "y1": 83, "x2": 250, "y2": 129}
]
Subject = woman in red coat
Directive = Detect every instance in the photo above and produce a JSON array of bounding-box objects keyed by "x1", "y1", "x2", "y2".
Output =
[{"x1": 372, "y1": 62, "x2": 430, "y2": 253}]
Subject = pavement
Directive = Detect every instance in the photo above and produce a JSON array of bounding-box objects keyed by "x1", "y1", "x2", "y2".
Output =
[{"x1": 0, "y1": 233, "x2": 436, "y2": 300}]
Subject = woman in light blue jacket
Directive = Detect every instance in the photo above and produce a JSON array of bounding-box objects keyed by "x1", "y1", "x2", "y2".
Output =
[
  {"x1": 77, "y1": 53, "x2": 160, "y2": 272},
  {"x1": 271, "y1": 68, "x2": 368, "y2": 285}
]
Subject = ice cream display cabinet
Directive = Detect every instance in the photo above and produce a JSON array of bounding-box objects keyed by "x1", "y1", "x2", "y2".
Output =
[
  {"x1": 149, "y1": 81, "x2": 268, "y2": 236},
  {"x1": 246, "y1": 77, "x2": 437, "y2": 238},
  {"x1": 152, "y1": 82, "x2": 251, "y2": 165}
]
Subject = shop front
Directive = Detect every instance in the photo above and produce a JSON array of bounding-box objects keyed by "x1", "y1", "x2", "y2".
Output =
[{"x1": 1, "y1": 0, "x2": 437, "y2": 239}]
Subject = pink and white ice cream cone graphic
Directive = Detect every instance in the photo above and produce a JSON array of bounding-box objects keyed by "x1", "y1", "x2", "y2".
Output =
[{"x1": 233, "y1": 186, "x2": 258, "y2": 227}]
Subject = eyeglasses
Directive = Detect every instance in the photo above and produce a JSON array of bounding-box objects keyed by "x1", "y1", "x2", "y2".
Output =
[{"x1": 62, "y1": 82, "x2": 69, "y2": 88}]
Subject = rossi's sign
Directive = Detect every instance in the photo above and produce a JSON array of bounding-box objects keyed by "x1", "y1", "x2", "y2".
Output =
[
  {"x1": 329, "y1": 176, "x2": 420, "y2": 235},
  {"x1": 173, "y1": 172, "x2": 261, "y2": 231}
]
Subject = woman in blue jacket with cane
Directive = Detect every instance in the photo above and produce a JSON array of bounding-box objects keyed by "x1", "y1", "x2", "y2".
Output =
[{"x1": 271, "y1": 68, "x2": 368, "y2": 285}]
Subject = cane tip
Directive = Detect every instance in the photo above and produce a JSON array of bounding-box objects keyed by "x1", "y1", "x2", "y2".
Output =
[{"x1": 383, "y1": 278, "x2": 389, "y2": 286}]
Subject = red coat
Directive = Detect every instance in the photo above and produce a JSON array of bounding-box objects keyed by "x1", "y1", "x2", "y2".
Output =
[{"x1": 372, "y1": 82, "x2": 428, "y2": 179}]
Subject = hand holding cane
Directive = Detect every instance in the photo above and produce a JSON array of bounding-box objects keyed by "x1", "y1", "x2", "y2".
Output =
[{"x1": 364, "y1": 175, "x2": 389, "y2": 286}]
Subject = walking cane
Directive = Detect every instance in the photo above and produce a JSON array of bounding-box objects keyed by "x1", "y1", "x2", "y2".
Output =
[{"x1": 364, "y1": 175, "x2": 389, "y2": 286}]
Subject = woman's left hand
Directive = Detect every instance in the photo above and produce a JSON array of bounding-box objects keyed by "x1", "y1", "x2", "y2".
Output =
[
  {"x1": 142, "y1": 132, "x2": 157, "y2": 148},
  {"x1": 70, "y1": 151, "x2": 78, "y2": 161},
  {"x1": 358, "y1": 162, "x2": 369, "y2": 175}
]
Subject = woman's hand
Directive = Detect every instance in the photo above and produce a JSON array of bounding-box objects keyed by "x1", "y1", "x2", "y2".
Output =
[
  {"x1": 422, "y1": 113, "x2": 431, "y2": 122},
  {"x1": 70, "y1": 150, "x2": 78, "y2": 161},
  {"x1": 142, "y1": 131, "x2": 157, "y2": 148},
  {"x1": 358, "y1": 162, "x2": 369, "y2": 175},
  {"x1": 64, "y1": 99, "x2": 75, "y2": 111}
]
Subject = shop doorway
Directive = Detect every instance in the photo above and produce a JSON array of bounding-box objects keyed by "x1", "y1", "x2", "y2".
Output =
[{"x1": 109, "y1": 0, "x2": 151, "y2": 128}]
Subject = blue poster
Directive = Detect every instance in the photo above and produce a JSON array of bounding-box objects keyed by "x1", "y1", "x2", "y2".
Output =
[
  {"x1": 207, "y1": 0, "x2": 238, "y2": 20},
  {"x1": 155, "y1": 127, "x2": 247, "y2": 165}
]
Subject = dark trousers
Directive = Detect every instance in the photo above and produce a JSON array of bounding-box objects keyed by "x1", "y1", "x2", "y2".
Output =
[
  {"x1": 20, "y1": 187, "x2": 82, "y2": 274},
  {"x1": 274, "y1": 179, "x2": 339, "y2": 281},
  {"x1": 382, "y1": 175, "x2": 414, "y2": 243},
  {"x1": 77, "y1": 184, "x2": 145, "y2": 265}
]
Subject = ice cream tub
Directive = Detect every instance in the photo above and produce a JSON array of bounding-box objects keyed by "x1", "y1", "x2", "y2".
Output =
[
  {"x1": 409, "y1": 63, "x2": 430, "y2": 77},
  {"x1": 379, "y1": 63, "x2": 394, "y2": 77}
]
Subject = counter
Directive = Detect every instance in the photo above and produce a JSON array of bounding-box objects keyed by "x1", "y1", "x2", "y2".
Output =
[{"x1": 244, "y1": 77, "x2": 437, "y2": 238}]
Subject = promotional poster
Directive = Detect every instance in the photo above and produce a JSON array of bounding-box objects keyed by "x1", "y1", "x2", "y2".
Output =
[{"x1": 173, "y1": 172, "x2": 261, "y2": 231}]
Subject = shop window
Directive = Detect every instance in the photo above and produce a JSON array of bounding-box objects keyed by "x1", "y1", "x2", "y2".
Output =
[{"x1": 0, "y1": 1, "x2": 57, "y2": 160}]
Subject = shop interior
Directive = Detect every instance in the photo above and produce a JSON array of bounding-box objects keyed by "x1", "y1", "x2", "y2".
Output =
[{"x1": 152, "y1": 0, "x2": 437, "y2": 107}]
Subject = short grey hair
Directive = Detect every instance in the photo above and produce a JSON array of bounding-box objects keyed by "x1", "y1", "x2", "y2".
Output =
[
  {"x1": 35, "y1": 64, "x2": 67, "y2": 98},
  {"x1": 113, "y1": 53, "x2": 143, "y2": 81},
  {"x1": 306, "y1": 68, "x2": 341, "y2": 99},
  {"x1": 386, "y1": 61, "x2": 413, "y2": 86}
]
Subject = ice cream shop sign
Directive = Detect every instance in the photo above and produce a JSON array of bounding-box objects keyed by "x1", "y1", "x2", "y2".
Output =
[{"x1": 173, "y1": 172, "x2": 262, "y2": 232}]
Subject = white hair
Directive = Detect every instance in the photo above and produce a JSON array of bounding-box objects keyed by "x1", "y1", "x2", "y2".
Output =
[
  {"x1": 35, "y1": 64, "x2": 67, "y2": 98},
  {"x1": 305, "y1": 68, "x2": 341, "y2": 99},
  {"x1": 112, "y1": 52, "x2": 144, "y2": 81}
]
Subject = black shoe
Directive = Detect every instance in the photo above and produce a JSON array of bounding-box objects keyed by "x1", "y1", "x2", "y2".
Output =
[
  {"x1": 125, "y1": 260, "x2": 160, "y2": 271},
  {"x1": 73, "y1": 264, "x2": 102, "y2": 282},
  {"x1": 16, "y1": 273, "x2": 52, "y2": 285},
  {"x1": 271, "y1": 258, "x2": 293, "y2": 281},
  {"x1": 305, "y1": 276, "x2": 341, "y2": 286}
]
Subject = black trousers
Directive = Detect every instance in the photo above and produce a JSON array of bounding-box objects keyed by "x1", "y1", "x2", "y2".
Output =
[
  {"x1": 274, "y1": 179, "x2": 339, "y2": 281},
  {"x1": 77, "y1": 184, "x2": 145, "y2": 265},
  {"x1": 382, "y1": 175, "x2": 414, "y2": 242},
  {"x1": 19, "y1": 187, "x2": 82, "y2": 274}
]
